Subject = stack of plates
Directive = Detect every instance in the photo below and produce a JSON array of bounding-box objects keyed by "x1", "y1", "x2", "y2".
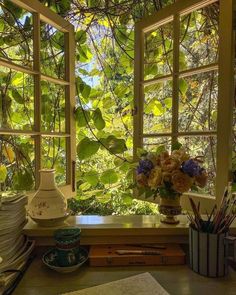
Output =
[{"x1": 0, "y1": 192, "x2": 35, "y2": 293}]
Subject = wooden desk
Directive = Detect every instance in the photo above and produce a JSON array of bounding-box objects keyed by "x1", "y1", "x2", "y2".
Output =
[{"x1": 13, "y1": 253, "x2": 236, "y2": 295}]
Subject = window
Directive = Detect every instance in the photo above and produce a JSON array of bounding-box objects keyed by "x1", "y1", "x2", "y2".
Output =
[
  {"x1": 134, "y1": 0, "x2": 235, "y2": 210},
  {"x1": 0, "y1": 0, "x2": 76, "y2": 196}
]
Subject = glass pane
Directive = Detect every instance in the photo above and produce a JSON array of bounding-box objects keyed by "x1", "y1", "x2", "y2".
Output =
[
  {"x1": 178, "y1": 136, "x2": 216, "y2": 196},
  {"x1": 0, "y1": 66, "x2": 34, "y2": 130},
  {"x1": 144, "y1": 21, "x2": 173, "y2": 80},
  {"x1": 0, "y1": 1, "x2": 33, "y2": 67},
  {"x1": 0, "y1": 135, "x2": 35, "y2": 190},
  {"x1": 41, "y1": 137, "x2": 66, "y2": 185},
  {"x1": 180, "y1": 3, "x2": 219, "y2": 71},
  {"x1": 143, "y1": 137, "x2": 171, "y2": 153},
  {"x1": 178, "y1": 71, "x2": 218, "y2": 132},
  {"x1": 41, "y1": 81, "x2": 65, "y2": 132},
  {"x1": 143, "y1": 81, "x2": 172, "y2": 134},
  {"x1": 40, "y1": 22, "x2": 65, "y2": 79}
]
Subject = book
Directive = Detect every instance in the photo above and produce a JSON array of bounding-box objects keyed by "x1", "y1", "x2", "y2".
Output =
[
  {"x1": 62, "y1": 272, "x2": 169, "y2": 295},
  {"x1": 89, "y1": 244, "x2": 185, "y2": 266}
]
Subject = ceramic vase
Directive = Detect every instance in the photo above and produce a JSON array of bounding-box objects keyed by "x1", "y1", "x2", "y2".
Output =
[
  {"x1": 28, "y1": 169, "x2": 68, "y2": 226},
  {"x1": 159, "y1": 195, "x2": 182, "y2": 224}
]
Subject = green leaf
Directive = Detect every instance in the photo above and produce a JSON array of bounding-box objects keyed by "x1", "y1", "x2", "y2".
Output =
[
  {"x1": 100, "y1": 169, "x2": 118, "y2": 184},
  {"x1": 77, "y1": 137, "x2": 100, "y2": 160},
  {"x1": 11, "y1": 89, "x2": 24, "y2": 104},
  {"x1": 79, "y1": 182, "x2": 91, "y2": 191},
  {"x1": 13, "y1": 169, "x2": 34, "y2": 190},
  {"x1": 4, "y1": 0, "x2": 23, "y2": 18},
  {"x1": 83, "y1": 170, "x2": 99, "y2": 186},
  {"x1": 179, "y1": 78, "x2": 188, "y2": 95},
  {"x1": 122, "y1": 193, "x2": 133, "y2": 205},
  {"x1": 75, "y1": 107, "x2": 91, "y2": 127},
  {"x1": 0, "y1": 165, "x2": 7, "y2": 183},
  {"x1": 172, "y1": 141, "x2": 182, "y2": 151},
  {"x1": 156, "y1": 145, "x2": 166, "y2": 155},
  {"x1": 95, "y1": 193, "x2": 111, "y2": 203},
  {"x1": 75, "y1": 30, "x2": 87, "y2": 44},
  {"x1": 92, "y1": 108, "x2": 105, "y2": 130},
  {"x1": 101, "y1": 135, "x2": 127, "y2": 154}
]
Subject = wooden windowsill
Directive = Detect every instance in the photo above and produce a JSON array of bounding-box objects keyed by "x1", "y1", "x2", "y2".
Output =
[{"x1": 23, "y1": 214, "x2": 236, "y2": 246}]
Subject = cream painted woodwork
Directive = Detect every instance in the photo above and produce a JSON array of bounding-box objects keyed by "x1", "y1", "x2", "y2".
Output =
[
  {"x1": 0, "y1": 0, "x2": 76, "y2": 196},
  {"x1": 134, "y1": 0, "x2": 235, "y2": 212}
]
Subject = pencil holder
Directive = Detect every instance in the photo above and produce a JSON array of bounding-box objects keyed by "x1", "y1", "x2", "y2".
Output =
[{"x1": 189, "y1": 226, "x2": 236, "y2": 277}]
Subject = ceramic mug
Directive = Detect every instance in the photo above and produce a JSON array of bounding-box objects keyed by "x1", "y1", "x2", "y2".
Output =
[{"x1": 54, "y1": 227, "x2": 81, "y2": 267}]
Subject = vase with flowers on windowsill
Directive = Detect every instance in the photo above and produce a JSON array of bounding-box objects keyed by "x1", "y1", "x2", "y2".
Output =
[{"x1": 135, "y1": 144, "x2": 208, "y2": 224}]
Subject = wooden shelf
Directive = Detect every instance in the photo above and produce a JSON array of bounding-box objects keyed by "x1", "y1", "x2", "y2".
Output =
[{"x1": 23, "y1": 215, "x2": 236, "y2": 246}]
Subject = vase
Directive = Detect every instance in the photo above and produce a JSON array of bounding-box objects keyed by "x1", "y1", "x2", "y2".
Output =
[
  {"x1": 159, "y1": 195, "x2": 182, "y2": 224},
  {"x1": 28, "y1": 169, "x2": 69, "y2": 226}
]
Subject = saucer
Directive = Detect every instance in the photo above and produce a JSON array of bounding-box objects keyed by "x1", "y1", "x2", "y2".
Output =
[
  {"x1": 42, "y1": 247, "x2": 88, "y2": 273},
  {"x1": 30, "y1": 212, "x2": 70, "y2": 227}
]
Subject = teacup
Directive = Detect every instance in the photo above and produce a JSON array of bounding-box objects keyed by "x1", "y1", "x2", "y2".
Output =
[{"x1": 54, "y1": 227, "x2": 81, "y2": 267}]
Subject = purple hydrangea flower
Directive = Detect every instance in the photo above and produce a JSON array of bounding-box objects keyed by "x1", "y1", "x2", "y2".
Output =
[
  {"x1": 181, "y1": 159, "x2": 201, "y2": 177},
  {"x1": 137, "y1": 159, "x2": 154, "y2": 176}
]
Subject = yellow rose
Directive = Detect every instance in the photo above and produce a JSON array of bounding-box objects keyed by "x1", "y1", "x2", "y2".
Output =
[
  {"x1": 148, "y1": 167, "x2": 162, "y2": 189},
  {"x1": 171, "y1": 170, "x2": 193, "y2": 193},
  {"x1": 171, "y1": 149, "x2": 190, "y2": 163},
  {"x1": 161, "y1": 157, "x2": 180, "y2": 173},
  {"x1": 136, "y1": 173, "x2": 148, "y2": 187}
]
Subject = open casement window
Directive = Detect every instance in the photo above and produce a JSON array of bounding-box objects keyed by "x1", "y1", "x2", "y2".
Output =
[
  {"x1": 0, "y1": 0, "x2": 76, "y2": 196},
  {"x1": 134, "y1": 0, "x2": 235, "y2": 212}
]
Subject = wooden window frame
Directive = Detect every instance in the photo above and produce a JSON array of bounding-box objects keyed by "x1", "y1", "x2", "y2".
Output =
[
  {"x1": 134, "y1": 0, "x2": 235, "y2": 211},
  {"x1": 0, "y1": 0, "x2": 76, "y2": 196}
]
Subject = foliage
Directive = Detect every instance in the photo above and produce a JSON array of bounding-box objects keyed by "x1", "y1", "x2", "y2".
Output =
[{"x1": 0, "y1": 0, "x2": 231, "y2": 214}]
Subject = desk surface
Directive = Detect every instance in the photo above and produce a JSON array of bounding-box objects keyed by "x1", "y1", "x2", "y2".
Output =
[{"x1": 13, "y1": 253, "x2": 236, "y2": 295}]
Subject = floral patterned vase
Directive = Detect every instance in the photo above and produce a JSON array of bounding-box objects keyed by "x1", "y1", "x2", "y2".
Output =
[
  {"x1": 159, "y1": 196, "x2": 182, "y2": 224},
  {"x1": 28, "y1": 169, "x2": 68, "y2": 226}
]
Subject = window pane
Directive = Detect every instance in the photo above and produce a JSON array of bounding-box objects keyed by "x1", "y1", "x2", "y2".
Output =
[
  {"x1": 144, "y1": 21, "x2": 173, "y2": 80},
  {"x1": 143, "y1": 81, "x2": 172, "y2": 134},
  {"x1": 0, "y1": 135, "x2": 35, "y2": 190},
  {"x1": 0, "y1": 1, "x2": 33, "y2": 67},
  {"x1": 0, "y1": 66, "x2": 34, "y2": 130},
  {"x1": 41, "y1": 137, "x2": 66, "y2": 185},
  {"x1": 180, "y1": 3, "x2": 219, "y2": 71},
  {"x1": 178, "y1": 71, "x2": 218, "y2": 132},
  {"x1": 41, "y1": 81, "x2": 65, "y2": 132},
  {"x1": 178, "y1": 136, "x2": 216, "y2": 196},
  {"x1": 143, "y1": 137, "x2": 171, "y2": 152},
  {"x1": 40, "y1": 22, "x2": 65, "y2": 79}
]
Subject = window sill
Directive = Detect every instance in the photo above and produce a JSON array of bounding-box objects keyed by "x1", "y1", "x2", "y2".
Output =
[{"x1": 23, "y1": 215, "x2": 236, "y2": 246}]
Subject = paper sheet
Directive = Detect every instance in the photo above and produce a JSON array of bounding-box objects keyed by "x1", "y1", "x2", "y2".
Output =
[{"x1": 62, "y1": 272, "x2": 169, "y2": 295}]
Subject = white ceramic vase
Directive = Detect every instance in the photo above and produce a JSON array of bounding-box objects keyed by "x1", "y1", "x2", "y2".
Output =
[{"x1": 28, "y1": 169, "x2": 68, "y2": 226}]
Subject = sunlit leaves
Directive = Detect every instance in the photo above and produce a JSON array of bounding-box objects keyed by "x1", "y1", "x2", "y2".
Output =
[
  {"x1": 75, "y1": 30, "x2": 87, "y2": 44},
  {"x1": 77, "y1": 137, "x2": 100, "y2": 160},
  {"x1": 83, "y1": 170, "x2": 99, "y2": 186},
  {"x1": 100, "y1": 169, "x2": 118, "y2": 184},
  {"x1": 75, "y1": 107, "x2": 91, "y2": 127},
  {"x1": 92, "y1": 108, "x2": 105, "y2": 130},
  {"x1": 0, "y1": 165, "x2": 7, "y2": 183},
  {"x1": 13, "y1": 169, "x2": 34, "y2": 190},
  {"x1": 101, "y1": 135, "x2": 127, "y2": 154}
]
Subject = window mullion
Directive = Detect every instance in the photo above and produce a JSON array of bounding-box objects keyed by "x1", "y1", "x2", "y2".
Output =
[
  {"x1": 33, "y1": 12, "x2": 41, "y2": 188},
  {"x1": 133, "y1": 24, "x2": 144, "y2": 160},
  {"x1": 216, "y1": 0, "x2": 234, "y2": 205},
  {"x1": 172, "y1": 13, "x2": 180, "y2": 144}
]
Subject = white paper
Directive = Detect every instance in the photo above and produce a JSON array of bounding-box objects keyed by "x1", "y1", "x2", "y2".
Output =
[{"x1": 62, "y1": 272, "x2": 169, "y2": 295}]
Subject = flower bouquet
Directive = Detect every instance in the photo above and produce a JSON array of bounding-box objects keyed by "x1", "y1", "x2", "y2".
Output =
[{"x1": 136, "y1": 145, "x2": 207, "y2": 224}]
